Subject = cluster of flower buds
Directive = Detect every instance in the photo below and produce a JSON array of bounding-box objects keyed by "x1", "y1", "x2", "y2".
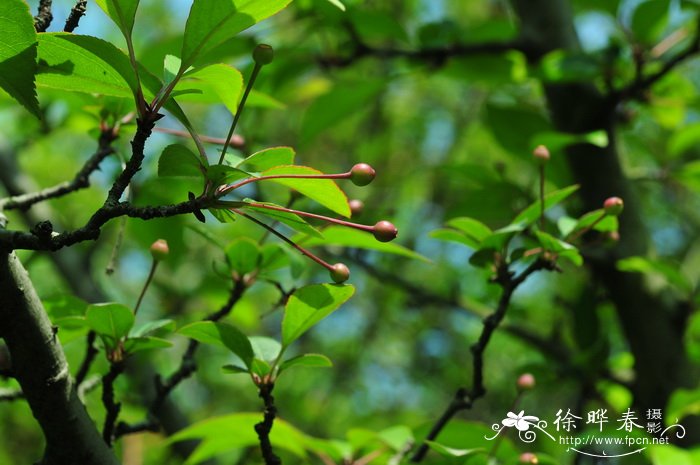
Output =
[{"x1": 217, "y1": 163, "x2": 398, "y2": 283}]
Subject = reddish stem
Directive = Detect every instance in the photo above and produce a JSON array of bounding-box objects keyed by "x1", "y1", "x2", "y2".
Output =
[
  {"x1": 217, "y1": 172, "x2": 351, "y2": 197},
  {"x1": 243, "y1": 202, "x2": 371, "y2": 232}
]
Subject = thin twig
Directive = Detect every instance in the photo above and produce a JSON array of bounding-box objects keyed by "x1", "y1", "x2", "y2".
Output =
[
  {"x1": 75, "y1": 331, "x2": 98, "y2": 387},
  {"x1": 154, "y1": 127, "x2": 245, "y2": 149},
  {"x1": 255, "y1": 383, "x2": 282, "y2": 465},
  {"x1": 102, "y1": 361, "x2": 126, "y2": 446}
]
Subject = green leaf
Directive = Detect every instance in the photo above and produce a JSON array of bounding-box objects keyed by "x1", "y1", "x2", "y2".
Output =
[
  {"x1": 237, "y1": 147, "x2": 295, "y2": 172},
  {"x1": 181, "y1": 0, "x2": 294, "y2": 68},
  {"x1": 36, "y1": 33, "x2": 137, "y2": 99},
  {"x1": 299, "y1": 226, "x2": 428, "y2": 261},
  {"x1": 178, "y1": 321, "x2": 254, "y2": 367},
  {"x1": 512, "y1": 185, "x2": 580, "y2": 226},
  {"x1": 377, "y1": 426, "x2": 413, "y2": 451},
  {"x1": 0, "y1": 0, "x2": 39, "y2": 117},
  {"x1": 247, "y1": 89, "x2": 285, "y2": 109},
  {"x1": 225, "y1": 238, "x2": 260, "y2": 275},
  {"x1": 279, "y1": 353, "x2": 333, "y2": 373},
  {"x1": 249, "y1": 336, "x2": 282, "y2": 362},
  {"x1": 667, "y1": 387, "x2": 700, "y2": 422},
  {"x1": 95, "y1": 0, "x2": 140, "y2": 36},
  {"x1": 260, "y1": 165, "x2": 350, "y2": 217},
  {"x1": 243, "y1": 201, "x2": 323, "y2": 238},
  {"x1": 85, "y1": 303, "x2": 135, "y2": 345},
  {"x1": 222, "y1": 364, "x2": 249, "y2": 375},
  {"x1": 123, "y1": 336, "x2": 172, "y2": 354},
  {"x1": 430, "y1": 228, "x2": 481, "y2": 248},
  {"x1": 425, "y1": 441, "x2": 484, "y2": 458},
  {"x1": 617, "y1": 256, "x2": 692, "y2": 293},
  {"x1": 207, "y1": 165, "x2": 250, "y2": 185},
  {"x1": 447, "y1": 217, "x2": 492, "y2": 241},
  {"x1": 535, "y1": 231, "x2": 583, "y2": 266},
  {"x1": 325, "y1": 0, "x2": 346, "y2": 11},
  {"x1": 169, "y1": 413, "x2": 308, "y2": 464},
  {"x1": 631, "y1": 0, "x2": 670, "y2": 45},
  {"x1": 574, "y1": 209, "x2": 618, "y2": 233},
  {"x1": 250, "y1": 358, "x2": 272, "y2": 377},
  {"x1": 158, "y1": 144, "x2": 206, "y2": 178},
  {"x1": 282, "y1": 284, "x2": 355, "y2": 347},
  {"x1": 130, "y1": 319, "x2": 176, "y2": 337},
  {"x1": 175, "y1": 63, "x2": 243, "y2": 114}
]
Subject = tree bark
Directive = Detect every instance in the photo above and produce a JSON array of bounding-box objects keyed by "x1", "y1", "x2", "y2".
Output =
[{"x1": 0, "y1": 251, "x2": 119, "y2": 465}]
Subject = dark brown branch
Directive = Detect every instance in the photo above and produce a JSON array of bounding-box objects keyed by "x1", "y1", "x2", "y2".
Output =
[
  {"x1": 34, "y1": 0, "x2": 53, "y2": 32},
  {"x1": 411, "y1": 259, "x2": 548, "y2": 462},
  {"x1": 115, "y1": 279, "x2": 247, "y2": 438},
  {"x1": 75, "y1": 331, "x2": 98, "y2": 387},
  {"x1": 64, "y1": 0, "x2": 87, "y2": 33},
  {"x1": 255, "y1": 383, "x2": 282, "y2": 465},
  {"x1": 102, "y1": 361, "x2": 126, "y2": 446},
  {"x1": 320, "y1": 41, "x2": 525, "y2": 69}
]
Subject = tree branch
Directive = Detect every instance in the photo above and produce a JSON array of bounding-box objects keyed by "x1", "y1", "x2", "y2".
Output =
[
  {"x1": 0, "y1": 251, "x2": 119, "y2": 465},
  {"x1": 34, "y1": 0, "x2": 53, "y2": 33},
  {"x1": 411, "y1": 260, "x2": 548, "y2": 462},
  {"x1": 255, "y1": 383, "x2": 282, "y2": 465},
  {"x1": 115, "y1": 278, "x2": 247, "y2": 437},
  {"x1": 101, "y1": 361, "x2": 126, "y2": 446},
  {"x1": 64, "y1": 0, "x2": 87, "y2": 33}
]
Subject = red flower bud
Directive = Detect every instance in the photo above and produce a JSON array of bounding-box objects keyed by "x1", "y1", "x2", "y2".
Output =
[
  {"x1": 519, "y1": 452, "x2": 538, "y2": 464},
  {"x1": 517, "y1": 373, "x2": 536, "y2": 391},
  {"x1": 532, "y1": 145, "x2": 550, "y2": 164},
  {"x1": 350, "y1": 163, "x2": 376, "y2": 186},
  {"x1": 372, "y1": 221, "x2": 398, "y2": 242},
  {"x1": 150, "y1": 239, "x2": 170, "y2": 261},
  {"x1": 329, "y1": 263, "x2": 350, "y2": 283},
  {"x1": 603, "y1": 197, "x2": 624, "y2": 217},
  {"x1": 349, "y1": 199, "x2": 364, "y2": 217}
]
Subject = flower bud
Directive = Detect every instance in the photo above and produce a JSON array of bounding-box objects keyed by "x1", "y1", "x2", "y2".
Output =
[
  {"x1": 532, "y1": 145, "x2": 550, "y2": 164},
  {"x1": 372, "y1": 221, "x2": 398, "y2": 242},
  {"x1": 349, "y1": 199, "x2": 364, "y2": 217},
  {"x1": 150, "y1": 239, "x2": 170, "y2": 261},
  {"x1": 603, "y1": 197, "x2": 624, "y2": 216},
  {"x1": 253, "y1": 44, "x2": 274, "y2": 65},
  {"x1": 329, "y1": 263, "x2": 350, "y2": 283},
  {"x1": 517, "y1": 373, "x2": 536, "y2": 391},
  {"x1": 350, "y1": 163, "x2": 376, "y2": 186},
  {"x1": 519, "y1": 452, "x2": 538, "y2": 464}
]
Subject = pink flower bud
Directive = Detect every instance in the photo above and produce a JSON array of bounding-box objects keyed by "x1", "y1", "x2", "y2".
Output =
[
  {"x1": 517, "y1": 373, "x2": 536, "y2": 391},
  {"x1": 150, "y1": 239, "x2": 170, "y2": 261},
  {"x1": 603, "y1": 197, "x2": 624, "y2": 217}
]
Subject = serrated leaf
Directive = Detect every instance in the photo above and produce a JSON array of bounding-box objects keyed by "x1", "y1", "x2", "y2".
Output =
[
  {"x1": 86, "y1": 303, "x2": 135, "y2": 344},
  {"x1": 279, "y1": 353, "x2": 332, "y2": 373},
  {"x1": 37, "y1": 33, "x2": 137, "y2": 99},
  {"x1": 261, "y1": 165, "x2": 350, "y2": 217},
  {"x1": 0, "y1": 0, "x2": 39, "y2": 117},
  {"x1": 226, "y1": 238, "x2": 260, "y2": 275},
  {"x1": 158, "y1": 144, "x2": 205, "y2": 177},
  {"x1": 181, "y1": 0, "x2": 294, "y2": 69},
  {"x1": 178, "y1": 321, "x2": 254, "y2": 367},
  {"x1": 175, "y1": 63, "x2": 243, "y2": 114},
  {"x1": 512, "y1": 185, "x2": 580, "y2": 226},
  {"x1": 123, "y1": 336, "x2": 172, "y2": 354},
  {"x1": 299, "y1": 226, "x2": 428, "y2": 261},
  {"x1": 243, "y1": 201, "x2": 323, "y2": 238},
  {"x1": 95, "y1": 0, "x2": 140, "y2": 36},
  {"x1": 237, "y1": 147, "x2": 295, "y2": 172},
  {"x1": 282, "y1": 284, "x2": 355, "y2": 347}
]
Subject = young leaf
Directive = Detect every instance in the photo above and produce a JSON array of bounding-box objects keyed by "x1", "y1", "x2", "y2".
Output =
[
  {"x1": 430, "y1": 229, "x2": 480, "y2": 248},
  {"x1": 178, "y1": 321, "x2": 254, "y2": 367},
  {"x1": 0, "y1": 0, "x2": 39, "y2": 117},
  {"x1": 237, "y1": 147, "x2": 295, "y2": 172},
  {"x1": 261, "y1": 165, "x2": 351, "y2": 217},
  {"x1": 279, "y1": 353, "x2": 332, "y2": 373},
  {"x1": 175, "y1": 63, "x2": 244, "y2": 114},
  {"x1": 158, "y1": 144, "x2": 206, "y2": 178},
  {"x1": 180, "y1": 0, "x2": 293, "y2": 69},
  {"x1": 282, "y1": 284, "x2": 355, "y2": 347},
  {"x1": 207, "y1": 165, "x2": 250, "y2": 185},
  {"x1": 225, "y1": 238, "x2": 260, "y2": 275},
  {"x1": 446, "y1": 217, "x2": 492, "y2": 243},
  {"x1": 123, "y1": 336, "x2": 172, "y2": 354},
  {"x1": 249, "y1": 336, "x2": 282, "y2": 362},
  {"x1": 94, "y1": 0, "x2": 140, "y2": 37},
  {"x1": 250, "y1": 358, "x2": 272, "y2": 377},
  {"x1": 574, "y1": 209, "x2": 618, "y2": 233},
  {"x1": 85, "y1": 303, "x2": 135, "y2": 343},
  {"x1": 222, "y1": 364, "x2": 249, "y2": 375},
  {"x1": 130, "y1": 319, "x2": 176, "y2": 337},
  {"x1": 299, "y1": 226, "x2": 428, "y2": 261},
  {"x1": 325, "y1": 0, "x2": 346, "y2": 11},
  {"x1": 425, "y1": 441, "x2": 484, "y2": 458},
  {"x1": 512, "y1": 185, "x2": 580, "y2": 227}
]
